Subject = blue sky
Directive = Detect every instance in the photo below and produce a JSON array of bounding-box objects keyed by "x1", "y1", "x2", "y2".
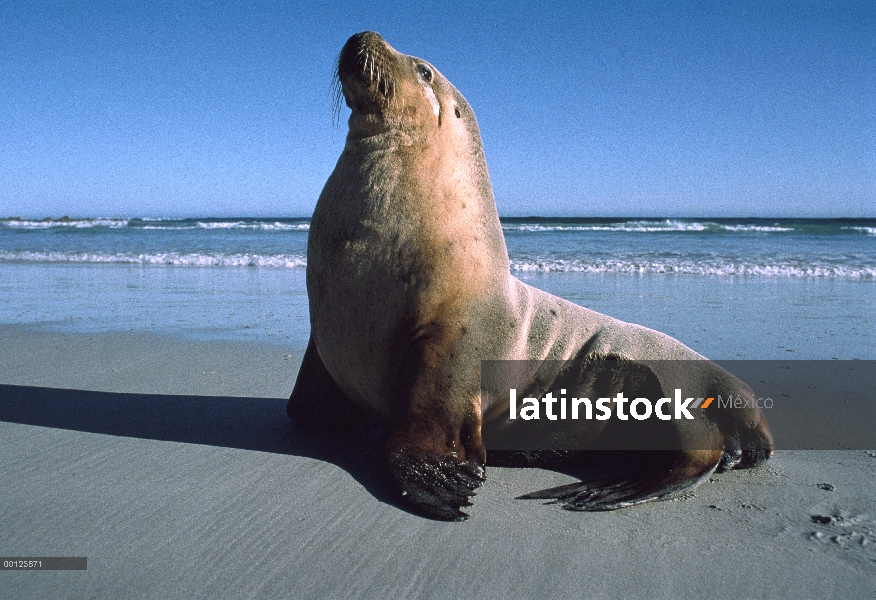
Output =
[{"x1": 1, "y1": 1, "x2": 873, "y2": 218}]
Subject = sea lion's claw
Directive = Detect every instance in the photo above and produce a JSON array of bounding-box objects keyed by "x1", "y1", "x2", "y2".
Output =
[
  {"x1": 458, "y1": 461, "x2": 486, "y2": 482},
  {"x1": 386, "y1": 450, "x2": 485, "y2": 521}
]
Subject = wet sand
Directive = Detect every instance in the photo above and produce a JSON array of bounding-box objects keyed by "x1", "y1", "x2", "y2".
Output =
[{"x1": 2, "y1": 327, "x2": 874, "y2": 598}]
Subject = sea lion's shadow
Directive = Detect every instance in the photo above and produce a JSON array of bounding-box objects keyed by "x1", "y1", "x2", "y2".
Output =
[
  {"x1": 0, "y1": 384, "x2": 654, "y2": 516},
  {"x1": 0, "y1": 384, "x2": 403, "y2": 511}
]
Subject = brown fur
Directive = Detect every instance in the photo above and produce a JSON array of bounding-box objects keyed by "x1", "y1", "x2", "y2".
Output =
[{"x1": 289, "y1": 32, "x2": 773, "y2": 520}]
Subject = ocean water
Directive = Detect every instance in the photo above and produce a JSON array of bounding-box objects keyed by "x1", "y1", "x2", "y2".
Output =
[{"x1": 1, "y1": 217, "x2": 873, "y2": 359}]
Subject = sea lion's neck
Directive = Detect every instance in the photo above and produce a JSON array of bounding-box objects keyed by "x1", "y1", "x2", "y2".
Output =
[
  {"x1": 345, "y1": 123, "x2": 429, "y2": 154},
  {"x1": 315, "y1": 131, "x2": 508, "y2": 276}
]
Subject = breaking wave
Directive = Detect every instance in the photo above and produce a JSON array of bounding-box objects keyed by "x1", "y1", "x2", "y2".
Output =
[
  {"x1": 1, "y1": 250, "x2": 872, "y2": 278},
  {"x1": 509, "y1": 259, "x2": 874, "y2": 278},
  {"x1": 503, "y1": 219, "x2": 795, "y2": 233},
  {"x1": 0, "y1": 251, "x2": 307, "y2": 268},
  {"x1": 0, "y1": 218, "x2": 311, "y2": 231},
  {"x1": 843, "y1": 226, "x2": 876, "y2": 235}
]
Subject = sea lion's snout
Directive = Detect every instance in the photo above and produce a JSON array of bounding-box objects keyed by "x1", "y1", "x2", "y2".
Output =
[
  {"x1": 339, "y1": 31, "x2": 386, "y2": 61},
  {"x1": 337, "y1": 31, "x2": 397, "y2": 112}
]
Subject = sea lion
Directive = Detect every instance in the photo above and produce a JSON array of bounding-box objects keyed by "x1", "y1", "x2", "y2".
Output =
[{"x1": 288, "y1": 31, "x2": 773, "y2": 521}]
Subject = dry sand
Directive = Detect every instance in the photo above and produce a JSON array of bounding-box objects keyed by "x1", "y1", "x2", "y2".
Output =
[{"x1": 2, "y1": 327, "x2": 874, "y2": 598}]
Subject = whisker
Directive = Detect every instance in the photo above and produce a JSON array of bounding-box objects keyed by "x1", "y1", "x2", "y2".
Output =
[
  {"x1": 331, "y1": 78, "x2": 343, "y2": 129},
  {"x1": 331, "y1": 53, "x2": 344, "y2": 129}
]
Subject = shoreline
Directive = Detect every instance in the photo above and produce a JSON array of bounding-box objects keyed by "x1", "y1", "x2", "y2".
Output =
[{"x1": 2, "y1": 267, "x2": 873, "y2": 360}]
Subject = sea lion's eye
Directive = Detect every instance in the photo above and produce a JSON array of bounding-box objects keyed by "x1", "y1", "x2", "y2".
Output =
[{"x1": 417, "y1": 65, "x2": 433, "y2": 82}]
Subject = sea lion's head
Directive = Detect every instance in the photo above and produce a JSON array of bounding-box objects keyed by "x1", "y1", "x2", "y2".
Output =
[{"x1": 335, "y1": 32, "x2": 475, "y2": 143}]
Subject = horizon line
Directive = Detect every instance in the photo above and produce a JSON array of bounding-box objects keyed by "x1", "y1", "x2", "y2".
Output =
[{"x1": 4, "y1": 215, "x2": 875, "y2": 221}]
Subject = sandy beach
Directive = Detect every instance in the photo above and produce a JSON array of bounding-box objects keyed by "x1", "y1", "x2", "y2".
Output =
[
  {"x1": 2, "y1": 326, "x2": 874, "y2": 598},
  {"x1": 4, "y1": 3, "x2": 874, "y2": 597}
]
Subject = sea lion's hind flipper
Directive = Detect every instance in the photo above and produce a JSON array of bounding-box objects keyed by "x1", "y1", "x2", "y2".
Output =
[
  {"x1": 518, "y1": 450, "x2": 722, "y2": 511},
  {"x1": 715, "y1": 405, "x2": 774, "y2": 471},
  {"x1": 737, "y1": 416, "x2": 773, "y2": 468},
  {"x1": 518, "y1": 477, "x2": 666, "y2": 511},
  {"x1": 385, "y1": 449, "x2": 484, "y2": 521},
  {"x1": 287, "y1": 337, "x2": 366, "y2": 430}
]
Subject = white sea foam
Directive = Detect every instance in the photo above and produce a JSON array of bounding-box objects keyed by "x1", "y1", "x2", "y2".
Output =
[
  {"x1": 140, "y1": 225, "x2": 201, "y2": 230},
  {"x1": 195, "y1": 221, "x2": 310, "y2": 231},
  {"x1": 0, "y1": 251, "x2": 307, "y2": 268},
  {"x1": 1, "y1": 218, "x2": 130, "y2": 229},
  {"x1": 1, "y1": 250, "x2": 871, "y2": 277},
  {"x1": 509, "y1": 259, "x2": 875, "y2": 278},
  {"x1": 0, "y1": 218, "x2": 310, "y2": 231},
  {"x1": 843, "y1": 226, "x2": 876, "y2": 235},
  {"x1": 502, "y1": 220, "x2": 799, "y2": 233},
  {"x1": 503, "y1": 220, "x2": 710, "y2": 232},
  {"x1": 503, "y1": 225, "x2": 601, "y2": 232},
  {"x1": 719, "y1": 225, "x2": 794, "y2": 232}
]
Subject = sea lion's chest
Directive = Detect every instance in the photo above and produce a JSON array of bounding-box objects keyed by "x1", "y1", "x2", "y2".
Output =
[
  {"x1": 305, "y1": 141, "x2": 508, "y2": 413},
  {"x1": 305, "y1": 149, "x2": 446, "y2": 409},
  {"x1": 307, "y1": 163, "x2": 432, "y2": 318},
  {"x1": 307, "y1": 143, "x2": 484, "y2": 321}
]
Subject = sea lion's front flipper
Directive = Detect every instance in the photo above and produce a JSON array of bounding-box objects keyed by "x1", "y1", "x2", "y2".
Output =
[
  {"x1": 384, "y1": 408, "x2": 486, "y2": 521},
  {"x1": 384, "y1": 448, "x2": 485, "y2": 521},
  {"x1": 287, "y1": 337, "x2": 366, "y2": 431},
  {"x1": 518, "y1": 449, "x2": 722, "y2": 511}
]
